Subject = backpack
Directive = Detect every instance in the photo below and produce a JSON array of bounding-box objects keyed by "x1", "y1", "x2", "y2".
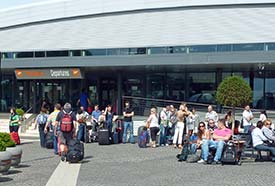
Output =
[
  {"x1": 60, "y1": 111, "x2": 73, "y2": 133},
  {"x1": 37, "y1": 114, "x2": 47, "y2": 125},
  {"x1": 221, "y1": 142, "x2": 237, "y2": 164},
  {"x1": 138, "y1": 130, "x2": 148, "y2": 148},
  {"x1": 178, "y1": 141, "x2": 190, "y2": 161}
]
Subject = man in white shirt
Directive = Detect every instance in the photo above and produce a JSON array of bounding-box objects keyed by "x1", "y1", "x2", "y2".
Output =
[
  {"x1": 252, "y1": 121, "x2": 275, "y2": 162},
  {"x1": 205, "y1": 105, "x2": 218, "y2": 124},
  {"x1": 242, "y1": 105, "x2": 254, "y2": 133}
]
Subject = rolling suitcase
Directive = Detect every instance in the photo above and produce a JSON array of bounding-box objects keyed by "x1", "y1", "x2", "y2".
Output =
[
  {"x1": 83, "y1": 125, "x2": 90, "y2": 143},
  {"x1": 98, "y1": 129, "x2": 110, "y2": 145},
  {"x1": 10, "y1": 132, "x2": 20, "y2": 145},
  {"x1": 45, "y1": 131, "x2": 54, "y2": 149},
  {"x1": 67, "y1": 139, "x2": 84, "y2": 163}
]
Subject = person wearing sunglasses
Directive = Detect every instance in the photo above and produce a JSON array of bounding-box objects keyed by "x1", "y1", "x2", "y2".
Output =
[{"x1": 196, "y1": 122, "x2": 211, "y2": 162}]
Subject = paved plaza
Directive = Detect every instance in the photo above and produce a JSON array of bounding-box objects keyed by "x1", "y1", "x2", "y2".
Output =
[{"x1": 1, "y1": 137, "x2": 275, "y2": 186}]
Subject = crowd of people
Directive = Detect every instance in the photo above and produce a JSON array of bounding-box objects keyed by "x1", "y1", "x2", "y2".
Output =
[{"x1": 8, "y1": 94, "x2": 275, "y2": 163}]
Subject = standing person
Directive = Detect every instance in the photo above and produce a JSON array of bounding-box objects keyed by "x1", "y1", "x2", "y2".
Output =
[
  {"x1": 191, "y1": 107, "x2": 200, "y2": 134},
  {"x1": 76, "y1": 106, "x2": 89, "y2": 142},
  {"x1": 242, "y1": 105, "x2": 254, "y2": 133},
  {"x1": 55, "y1": 103, "x2": 77, "y2": 161},
  {"x1": 205, "y1": 105, "x2": 219, "y2": 125},
  {"x1": 77, "y1": 88, "x2": 91, "y2": 111},
  {"x1": 173, "y1": 103, "x2": 191, "y2": 149},
  {"x1": 159, "y1": 106, "x2": 170, "y2": 147},
  {"x1": 259, "y1": 110, "x2": 267, "y2": 122},
  {"x1": 105, "y1": 104, "x2": 115, "y2": 133},
  {"x1": 36, "y1": 107, "x2": 49, "y2": 148},
  {"x1": 146, "y1": 107, "x2": 160, "y2": 148},
  {"x1": 9, "y1": 107, "x2": 20, "y2": 133},
  {"x1": 44, "y1": 103, "x2": 61, "y2": 154},
  {"x1": 91, "y1": 105, "x2": 102, "y2": 132},
  {"x1": 123, "y1": 101, "x2": 134, "y2": 144}
]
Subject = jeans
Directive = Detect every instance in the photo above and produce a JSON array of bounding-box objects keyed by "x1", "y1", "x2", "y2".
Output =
[
  {"x1": 51, "y1": 126, "x2": 58, "y2": 154},
  {"x1": 159, "y1": 124, "x2": 167, "y2": 145},
  {"x1": 123, "y1": 121, "x2": 134, "y2": 143},
  {"x1": 38, "y1": 124, "x2": 46, "y2": 147},
  {"x1": 190, "y1": 143, "x2": 197, "y2": 154},
  {"x1": 201, "y1": 140, "x2": 225, "y2": 161},
  {"x1": 77, "y1": 123, "x2": 85, "y2": 142},
  {"x1": 255, "y1": 144, "x2": 275, "y2": 161},
  {"x1": 244, "y1": 125, "x2": 251, "y2": 134}
]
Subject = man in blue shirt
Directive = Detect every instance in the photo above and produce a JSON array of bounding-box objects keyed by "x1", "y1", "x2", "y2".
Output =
[
  {"x1": 91, "y1": 105, "x2": 101, "y2": 131},
  {"x1": 77, "y1": 88, "x2": 91, "y2": 111}
]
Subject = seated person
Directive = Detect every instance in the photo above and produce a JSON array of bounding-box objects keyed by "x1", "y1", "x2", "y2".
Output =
[
  {"x1": 189, "y1": 133, "x2": 199, "y2": 154},
  {"x1": 252, "y1": 121, "x2": 275, "y2": 162},
  {"x1": 192, "y1": 122, "x2": 210, "y2": 155},
  {"x1": 261, "y1": 119, "x2": 275, "y2": 143},
  {"x1": 208, "y1": 119, "x2": 218, "y2": 137},
  {"x1": 198, "y1": 119, "x2": 232, "y2": 164}
]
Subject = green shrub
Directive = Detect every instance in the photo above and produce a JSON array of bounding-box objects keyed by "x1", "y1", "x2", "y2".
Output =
[
  {"x1": 0, "y1": 141, "x2": 6, "y2": 151},
  {"x1": 0, "y1": 132, "x2": 16, "y2": 148}
]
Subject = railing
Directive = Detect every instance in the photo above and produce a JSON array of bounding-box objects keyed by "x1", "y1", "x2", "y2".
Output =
[
  {"x1": 20, "y1": 107, "x2": 36, "y2": 133},
  {"x1": 121, "y1": 96, "x2": 253, "y2": 117}
]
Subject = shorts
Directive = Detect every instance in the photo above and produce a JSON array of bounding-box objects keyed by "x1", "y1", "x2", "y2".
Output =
[{"x1": 58, "y1": 131, "x2": 73, "y2": 145}]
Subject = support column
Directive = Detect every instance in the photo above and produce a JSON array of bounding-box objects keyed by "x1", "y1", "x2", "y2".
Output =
[{"x1": 117, "y1": 72, "x2": 122, "y2": 115}]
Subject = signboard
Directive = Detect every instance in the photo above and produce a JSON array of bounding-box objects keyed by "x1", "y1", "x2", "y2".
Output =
[{"x1": 14, "y1": 68, "x2": 82, "y2": 79}]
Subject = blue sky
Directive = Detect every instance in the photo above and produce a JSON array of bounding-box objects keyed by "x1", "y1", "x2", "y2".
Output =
[{"x1": 0, "y1": 0, "x2": 59, "y2": 10}]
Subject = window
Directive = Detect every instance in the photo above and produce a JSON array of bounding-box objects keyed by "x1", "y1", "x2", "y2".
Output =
[
  {"x1": 232, "y1": 43, "x2": 264, "y2": 51},
  {"x1": 84, "y1": 49, "x2": 106, "y2": 56},
  {"x1": 267, "y1": 43, "x2": 275, "y2": 51},
  {"x1": 12, "y1": 52, "x2": 34, "y2": 58},
  {"x1": 107, "y1": 48, "x2": 120, "y2": 55},
  {"x1": 189, "y1": 45, "x2": 216, "y2": 53},
  {"x1": 173, "y1": 46, "x2": 187, "y2": 53},
  {"x1": 217, "y1": 44, "x2": 232, "y2": 52},
  {"x1": 35, "y1": 51, "x2": 45, "y2": 57},
  {"x1": 149, "y1": 47, "x2": 168, "y2": 54},
  {"x1": 46, "y1": 51, "x2": 69, "y2": 57},
  {"x1": 70, "y1": 50, "x2": 82, "y2": 56}
]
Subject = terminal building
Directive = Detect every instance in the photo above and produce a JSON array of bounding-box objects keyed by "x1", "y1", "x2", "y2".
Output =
[{"x1": 1, "y1": 0, "x2": 275, "y2": 113}]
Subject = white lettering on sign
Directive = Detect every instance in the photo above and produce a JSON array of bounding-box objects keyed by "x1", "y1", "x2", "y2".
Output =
[{"x1": 50, "y1": 70, "x2": 70, "y2": 77}]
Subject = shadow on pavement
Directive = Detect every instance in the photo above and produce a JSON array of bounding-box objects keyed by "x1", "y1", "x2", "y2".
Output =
[
  {"x1": 0, "y1": 177, "x2": 13, "y2": 183},
  {"x1": 5, "y1": 170, "x2": 22, "y2": 175},
  {"x1": 84, "y1": 156, "x2": 93, "y2": 160},
  {"x1": 21, "y1": 156, "x2": 54, "y2": 163},
  {"x1": 15, "y1": 164, "x2": 31, "y2": 169},
  {"x1": 19, "y1": 141, "x2": 34, "y2": 145}
]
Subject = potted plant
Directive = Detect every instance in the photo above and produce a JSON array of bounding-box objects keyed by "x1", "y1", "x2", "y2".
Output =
[
  {"x1": 216, "y1": 75, "x2": 253, "y2": 133},
  {"x1": 0, "y1": 140, "x2": 12, "y2": 174},
  {"x1": 0, "y1": 132, "x2": 22, "y2": 167}
]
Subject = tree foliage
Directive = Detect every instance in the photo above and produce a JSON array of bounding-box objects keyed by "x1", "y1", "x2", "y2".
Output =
[{"x1": 216, "y1": 75, "x2": 253, "y2": 107}]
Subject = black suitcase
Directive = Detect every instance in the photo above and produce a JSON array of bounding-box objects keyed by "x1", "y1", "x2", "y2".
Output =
[
  {"x1": 67, "y1": 139, "x2": 84, "y2": 163},
  {"x1": 45, "y1": 131, "x2": 54, "y2": 149},
  {"x1": 98, "y1": 129, "x2": 111, "y2": 145}
]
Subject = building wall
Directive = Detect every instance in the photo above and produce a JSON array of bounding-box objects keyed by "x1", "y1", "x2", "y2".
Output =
[{"x1": 1, "y1": 1, "x2": 275, "y2": 51}]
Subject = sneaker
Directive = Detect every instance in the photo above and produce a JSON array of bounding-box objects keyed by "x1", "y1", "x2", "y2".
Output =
[
  {"x1": 61, "y1": 152, "x2": 66, "y2": 162},
  {"x1": 197, "y1": 159, "x2": 205, "y2": 164},
  {"x1": 178, "y1": 145, "x2": 183, "y2": 149},
  {"x1": 173, "y1": 144, "x2": 177, "y2": 148},
  {"x1": 161, "y1": 144, "x2": 165, "y2": 147},
  {"x1": 165, "y1": 144, "x2": 169, "y2": 146}
]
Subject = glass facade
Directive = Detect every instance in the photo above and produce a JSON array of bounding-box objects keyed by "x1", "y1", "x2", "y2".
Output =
[{"x1": 3, "y1": 42, "x2": 275, "y2": 60}]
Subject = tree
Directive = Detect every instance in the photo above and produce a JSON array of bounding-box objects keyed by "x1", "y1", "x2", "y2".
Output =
[{"x1": 216, "y1": 75, "x2": 253, "y2": 133}]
